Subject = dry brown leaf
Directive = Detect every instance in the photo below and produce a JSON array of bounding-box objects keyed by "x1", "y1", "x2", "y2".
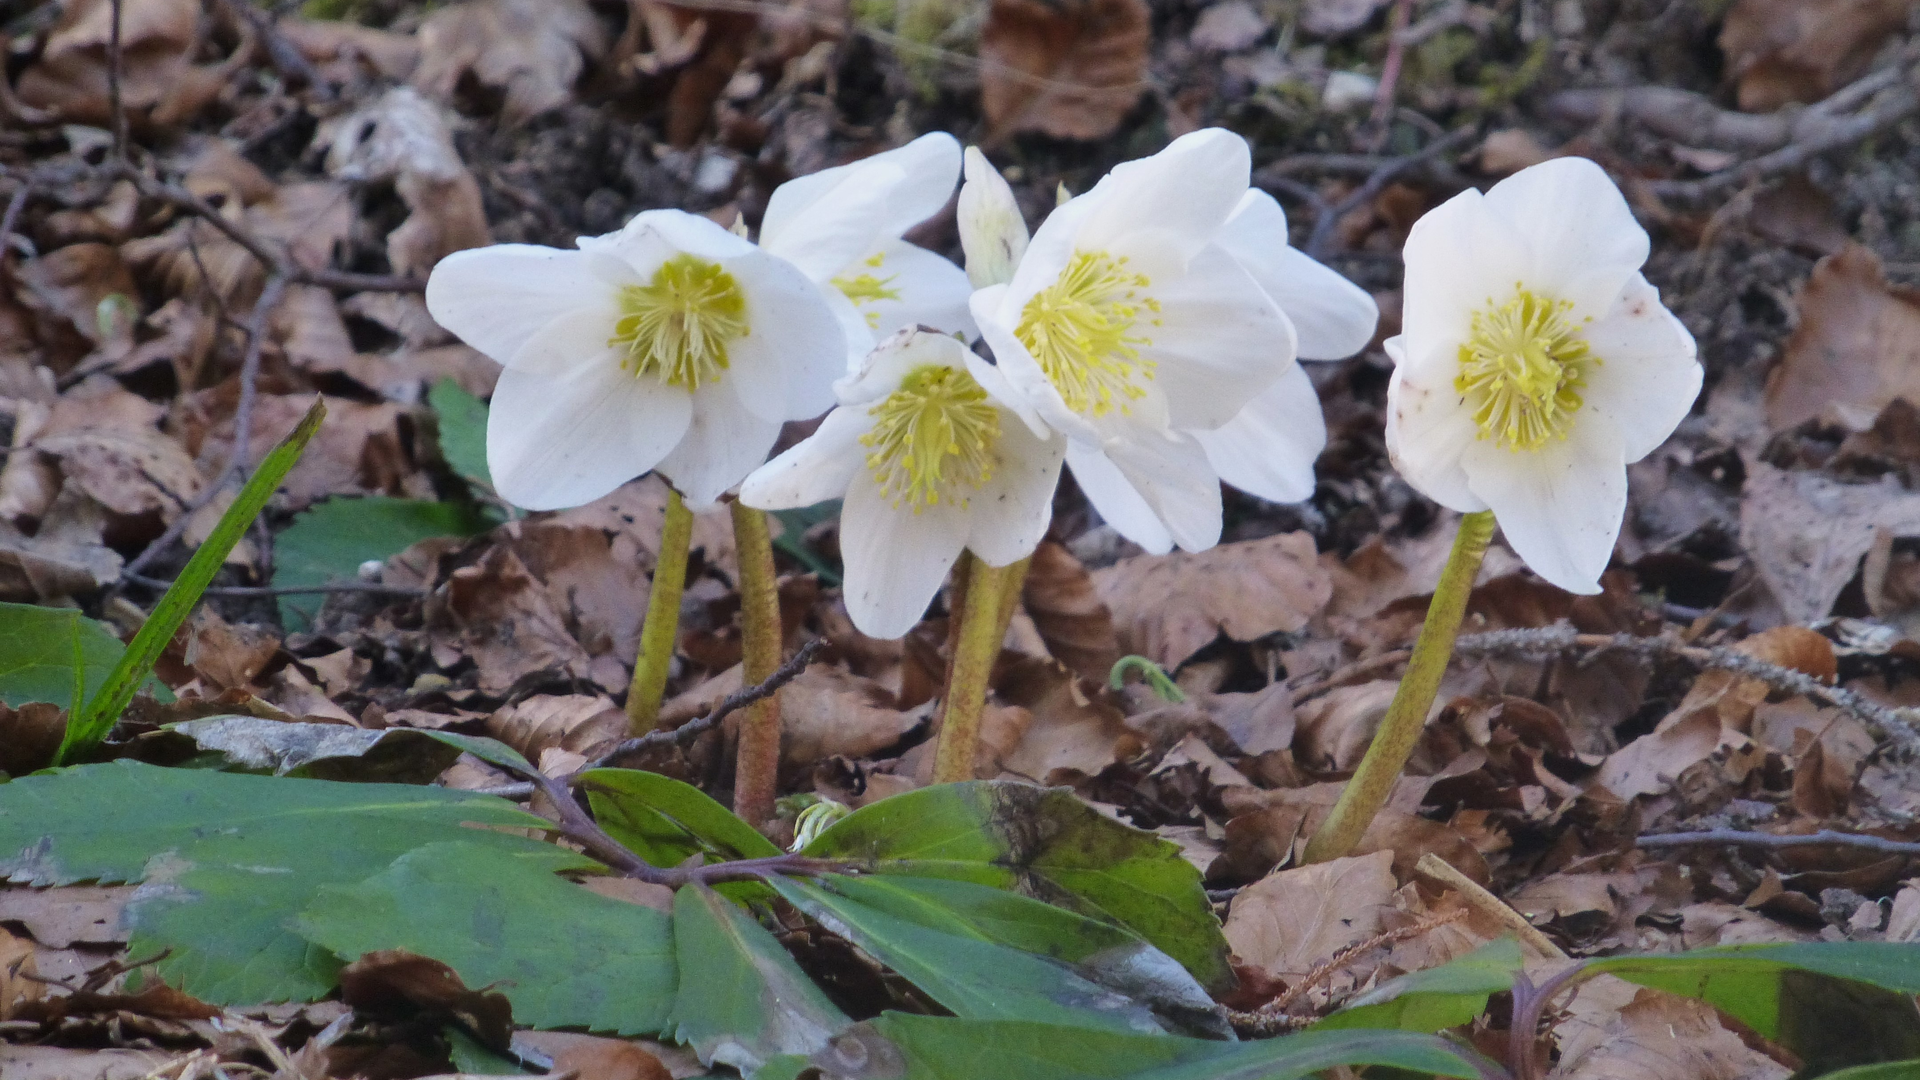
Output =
[
  {"x1": 277, "y1": 17, "x2": 423, "y2": 83},
  {"x1": 513, "y1": 1031, "x2": 673, "y2": 1080},
  {"x1": 338, "y1": 950, "x2": 514, "y2": 1052},
  {"x1": 1021, "y1": 540, "x2": 1122, "y2": 683},
  {"x1": 992, "y1": 656, "x2": 1132, "y2": 781},
  {"x1": 1293, "y1": 680, "x2": 1397, "y2": 771},
  {"x1": 1594, "y1": 710, "x2": 1760, "y2": 802},
  {"x1": 0, "y1": 1046, "x2": 173, "y2": 1080},
  {"x1": 1093, "y1": 532, "x2": 1331, "y2": 669},
  {"x1": 177, "y1": 392, "x2": 425, "y2": 509},
  {"x1": 978, "y1": 0, "x2": 1150, "y2": 143},
  {"x1": 617, "y1": 0, "x2": 760, "y2": 146},
  {"x1": 429, "y1": 545, "x2": 595, "y2": 692},
  {"x1": 323, "y1": 87, "x2": 490, "y2": 276},
  {"x1": 1222, "y1": 850, "x2": 1396, "y2": 979},
  {"x1": 1553, "y1": 981, "x2": 1792, "y2": 1080},
  {"x1": 1740, "y1": 460, "x2": 1920, "y2": 624},
  {"x1": 487, "y1": 694, "x2": 629, "y2": 762},
  {"x1": 1189, "y1": 1, "x2": 1268, "y2": 52},
  {"x1": 413, "y1": 0, "x2": 610, "y2": 124},
  {"x1": 181, "y1": 608, "x2": 281, "y2": 691},
  {"x1": 15, "y1": 242, "x2": 138, "y2": 371},
  {"x1": 15, "y1": 0, "x2": 238, "y2": 132},
  {"x1": 779, "y1": 665, "x2": 920, "y2": 767},
  {"x1": 1476, "y1": 129, "x2": 1554, "y2": 175},
  {"x1": 0, "y1": 886, "x2": 132, "y2": 948},
  {"x1": 0, "y1": 483, "x2": 123, "y2": 602},
  {"x1": 0, "y1": 926, "x2": 42, "y2": 1021},
  {"x1": 1719, "y1": 0, "x2": 1908, "y2": 112},
  {"x1": 1766, "y1": 244, "x2": 1920, "y2": 432}
]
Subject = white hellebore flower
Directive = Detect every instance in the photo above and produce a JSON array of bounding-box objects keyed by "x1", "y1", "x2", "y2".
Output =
[
  {"x1": 426, "y1": 210, "x2": 845, "y2": 511},
  {"x1": 1386, "y1": 156, "x2": 1701, "y2": 594},
  {"x1": 969, "y1": 128, "x2": 1303, "y2": 555},
  {"x1": 759, "y1": 132, "x2": 975, "y2": 366},
  {"x1": 740, "y1": 329, "x2": 1066, "y2": 639}
]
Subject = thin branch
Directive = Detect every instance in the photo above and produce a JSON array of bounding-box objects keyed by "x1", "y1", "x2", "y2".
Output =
[
  {"x1": 1365, "y1": 0, "x2": 1415, "y2": 146},
  {"x1": 1637, "y1": 828, "x2": 1920, "y2": 858},
  {"x1": 122, "y1": 572, "x2": 425, "y2": 598},
  {"x1": 583, "y1": 640, "x2": 824, "y2": 772},
  {"x1": 1305, "y1": 126, "x2": 1478, "y2": 258},
  {"x1": 0, "y1": 182, "x2": 30, "y2": 259}
]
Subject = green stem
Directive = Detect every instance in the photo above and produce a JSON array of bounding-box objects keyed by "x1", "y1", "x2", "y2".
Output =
[
  {"x1": 934, "y1": 552, "x2": 1012, "y2": 784},
  {"x1": 626, "y1": 488, "x2": 694, "y2": 735},
  {"x1": 1302, "y1": 510, "x2": 1495, "y2": 864},
  {"x1": 730, "y1": 501, "x2": 785, "y2": 829}
]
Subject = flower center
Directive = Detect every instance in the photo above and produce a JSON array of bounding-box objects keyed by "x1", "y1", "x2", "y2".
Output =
[
  {"x1": 1014, "y1": 251, "x2": 1160, "y2": 416},
  {"x1": 609, "y1": 254, "x2": 749, "y2": 389},
  {"x1": 861, "y1": 365, "x2": 1002, "y2": 511},
  {"x1": 1455, "y1": 288, "x2": 1596, "y2": 452},
  {"x1": 833, "y1": 253, "x2": 902, "y2": 330}
]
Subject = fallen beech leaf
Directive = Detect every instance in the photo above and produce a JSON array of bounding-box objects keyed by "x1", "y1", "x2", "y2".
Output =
[
  {"x1": 1223, "y1": 850, "x2": 1396, "y2": 980},
  {"x1": 178, "y1": 392, "x2": 423, "y2": 510},
  {"x1": 1092, "y1": 531, "x2": 1332, "y2": 670},
  {"x1": 181, "y1": 608, "x2": 281, "y2": 691},
  {"x1": 1765, "y1": 244, "x2": 1920, "y2": 431},
  {"x1": 428, "y1": 545, "x2": 595, "y2": 692},
  {"x1": 323, "y1": 87, "x2": 490, "y2": 276},
  {"x1": 1293, "y1": 680, "x2": 1398, "y2": 771},
  {"x1": 1189, "y1": 1, "x2": 1268, "y2": 52},
  {"x1": 1021, "y1": 541, "x2": 1122, "y2": 683},
  {"x1": 0, "y1": 886, "x2": 132, "y2": 948},
  {"x1": 1554, "y1": 981, "x2": 1792, "y2": 1080},
  {"x1": 978, "y1": 0, "x2": 1150, "y2": 142},
  {"x1": 1593, "y1": 711, "x2": 1755, "y2": 802},
  {"x1": 0, "y1": 484, "x2": 123, "y2": 602},
  {"x1": 513, "y1": 1031, "x2": 673, "y2": 1080},
  {"x1": 487, "y1": 694, "x2": 629, "y2": 762},
  {"x1": 1740, "y1": 461, "x2": 1920, "y2": 624},
  {"x1": 1476, "y1": 129, "x2": 1553, "y2": 176},
  {"x1": 16, "y1": 242, "x2": 138, "y2": 371},
  {"x1": 778, "y1": 665, "x2": 920, "y2": 767},
  {"x1": 617, "y1": 0, "x2": 759, "y2": 146},
  {"x1": 1719, "y1": 0, "x2": 1909, "y2": 112},
  {"x1": 15, "y1": 0, "x2": 237, "y2": 132},
  {"x1": 277, "y1": 17, "x2": 422, "y2": 83},
  {"x1": 413, "y1": 0, "x2": 610, "y2": 124},
  {"x1": 993, "y1": 657, "x2": 1132, "y2": 782},
  {"x1": 0, "y1": 927, "x2": 42, "y2": 1020}
]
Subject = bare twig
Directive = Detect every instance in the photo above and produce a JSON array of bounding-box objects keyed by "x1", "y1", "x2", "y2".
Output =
[
  {"x1": 1305, "y1": 126, "x2": 1478, "y2": 258},
  {"x1": 223, "y1": 0, "x2": 333, "y2": 100},
  {"x1": 585, "y1": 640, "x2": 825, "y2": 771},
  {"x1": 0, "y1": 182, "x2": 30, "y2": 259},
  {"x1": 1415, "y1": 853, "x2": 1565, "y2": 959},
  {"x1": 122, "y1": 572, "x2": 426, "y2": 598},
  {"x1": 1637, "y1": 828, "x2": 1920, "y2": 858},
  {"x1": 1365, "y1": 0, "x2": 1415, "y2": 146}
]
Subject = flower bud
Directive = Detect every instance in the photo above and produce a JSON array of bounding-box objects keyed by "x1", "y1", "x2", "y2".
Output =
[{"x1": 957, "y1": 147, "x2": 1029, "y2": 289}]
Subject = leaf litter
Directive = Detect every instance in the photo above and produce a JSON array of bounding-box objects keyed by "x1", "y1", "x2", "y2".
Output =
[{"x1": 3, "y1": 0, "x2": 1920, "y2": 1076}]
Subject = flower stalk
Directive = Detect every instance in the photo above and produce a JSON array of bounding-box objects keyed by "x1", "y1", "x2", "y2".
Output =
[
  {"x1": 1303, "y1": 510, "x2": 1495, "y2": 863},
  {"x1": 626, "y1": 489, "x2": 694, "y2": 734},
  {"x1": 730, "y1": 501, "x2": 785, "y2": 829},
  {"x1": 933, "y1": 553, "x2": 1014, "y2": 783}
]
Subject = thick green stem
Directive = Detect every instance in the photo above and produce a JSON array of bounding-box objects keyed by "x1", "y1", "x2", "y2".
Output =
[
  {"x1": 626, "y1": 488, "x2": 693, "y2": 735},
  {"x1": 730, "y1": 501, "x2": 785, "y2": 829},
  {"x1": 1303, "y1": 510, "x2": 1495, "y2": 863},
  {"x1": 934, "y1": 553, "x2": 1012, "y2": 784}
]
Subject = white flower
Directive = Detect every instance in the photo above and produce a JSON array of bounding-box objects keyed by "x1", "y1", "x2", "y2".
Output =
[
  {"x1": 1385, "y1": 156, "x2": 1701, "y2": 594},
  {"x1": 740, "y1": 329, "x2": 1066, "y2": 638},
  {"x1": 759, "y1": 133, "x2": 975, "y2": 366},
  {"x1": 957, "y1": 146, "x2": 1028, "y2": 289},
  {"x1": 425, "y1": 209, "x2": 845, "y2": 511}
]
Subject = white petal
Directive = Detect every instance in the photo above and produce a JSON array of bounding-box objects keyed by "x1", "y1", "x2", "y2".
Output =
[
  {"x1": 838, "y1": 328, "x2": 971, "y2": 404},
  {"x1": 1067, "y1": 441, "x2": 1174, "y2": 555},
  {"x1": 1383, "y1": 344, "x2": 1487, "y2": 513},
  {"x1": 723, "y1": 250, "x2": 847, "y2": 421},
  {"x1": 1221, "y1": 190, "x2": 1378, "y2": 360},
  {"x1": 963, "y1": 348, "x2": 1050, "y2": 440},
  {"x1": 759, "y1": 162, "x2": 908, "y2": 282},
  {"x1": 425, "y1": 245, "x2": 621, "y2": 366},
  {"x1": 1462, "y1": 419, "x2": 1627, "y2": 595},
  {"x1": 1105, "y1": 430, "x2": 1223, "y2": 552},
  {"x1": 1577, "y1": 274, "x2": 1702, "y2": 463},
  {"x1": 1482, "y1": 157, "x2": 1649, "y2": 321},
  {"x1": 971, "y1": 287, "x2": 1098, "y2": 444},
  {"x1": 762, "y1": 133, "x2": 962, "y2": 257},
  {"x1": 486, "y1": 364, "x2": 692, "y2": 511},
  {"x1": 848, "y1": 240, "x2": 976, "y2": 342},
  {"x1": 591, "y1": 208, "x2": 755, "y2": 268},
  {"x1": 1141, "y1": 243, "x2": 1297, "y2": 431},
  {"x1": 839, "y1": 479, "x2": 970, "y2": 639},
  {"x1": 958, "y1": 146, "x2": 1029, "y2": 289},
  {"x1": 964, "y1": 416, "x2": 1065, "y2": 566},
  {"x1": 507, "y1": 307, "x2": 621, "y2": 378},
  {"x1": 655, "y1": 385, "x2": 785, "y2": 509},
  {"x1": 1073, "y1": 129, "x2": 1251, "y2": 263},
  {"x1": 1192, "y1": 363, "x2": 1325, "y2": 504},
  {"x1": 739, "y1": 406, "x2": 873, "y2": 510},
  {"x1": 1398, "y1": 187, "x2": 1532, "y2": 373}
]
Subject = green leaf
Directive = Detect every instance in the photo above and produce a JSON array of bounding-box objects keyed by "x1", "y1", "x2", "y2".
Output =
[
  {"x1": 771, "y1": 875, "x2": 1166, "y2": 1033},
  {"x1": 446, "y1": 1025, "x2": 535, "y2": 1075},
  {"x1": 58, "y1": 400, "x2": 323, "y2": 761},
  {"x1": 297, "y1": 841, "x2": 676, "y2": 1035},
  {"x1": 769, "y1": 502, "x2": 841, "y2": 584},
  {"x1": 428, "y1": 378, "x2": 492, "y2": 488},
  {"x1": 802, "y1": 781, "x2": 1232, "y2": 992},
  {"x1": 0, "y1": 760, "x2": 558, "y2": 1003},
  {"x1": 166, "y1": 717, "x2": 461, "y2": 782},
  {"x1": 827, "y1": 1014, "x2": 1486, "y2": 1080},
  {"x1": 582, "y1": 768, "x2": 783, "y2": 867},
  {"x1": 272, "y1": 495, "x2": 494, "y2": 630},
  {"x1": 419, "y1": 731, "x2": 536, "y2": 775},
  {"x1": 1317, "y1": 938, "x2": 1524, "y2": 1033},
  {"x1": 669, "y1": 884, "x2": 849, "y2": 1073},
  {"x1": 0, "y1": 603, "x2": 168, "y2": 710},
  {"x1": 1812, "y1": 1060, "x2": 1920, "y2": 1079}
]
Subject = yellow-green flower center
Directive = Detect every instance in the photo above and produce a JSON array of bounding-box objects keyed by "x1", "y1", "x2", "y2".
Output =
[
  {"x1": 1455, "y1": 288, "x2": 1596, "y2": 452},
  {"x1": 609, "y1": 254, "x2": 748, "y2": 389},
  {"x1": 861, "y1": 365, "x2": 1002, "y2": 511},
  {"x1": 833, "y1": 253, "x2": 902, "y2": 329},
  {"x1": 1014, "y1": 251, "x2": 1160, "y2": 416}
]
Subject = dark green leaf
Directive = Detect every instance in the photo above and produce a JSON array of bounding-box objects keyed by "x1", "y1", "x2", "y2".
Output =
[
  {"x1": 802, "y1": 781, "x2": 1231, "y2": 992},
  {"x1": 1812, "y1": 1060, "x2": 1920, "y2": 1079},
  {"x1": 669, "y1": 884, "x2": 849, "y2": 1073},
  {"x1": 61, "y1": 400, "x2": 324, "y2": 762},
  {"x1": 418, "y1": 731, "x2": 535, "y2": 775},
  {"x1": 1316, "y1": 938, "x2": 1524, "y2": 1033},
  {"x1": 582, "y1": 768, "x2": 782, "y2": 867},
  {"x1": 0, "y1": 602, "x2": 167, "y2": 709},
  {"x1": 446, "y1": 1025, "x2": 535, "y2": 1075},
  {"x1": 298, "y1": 841, "x2": 675, "y2": 1035},
  {"x1": 769, "y1": 502, "x2": 841, "y2": 584},
  {"x1": 0, "y1": 760, "x2": 557, "y2": 1003},
  {"x1": 272, "y1": 495, "x2": 494, "y2": 630},
  {"x1": 167, "y1": 717, "x2": 460, "y2": 782},
  {"x1": 428, "y1": 378, "x2": 492, "y2": 488}
]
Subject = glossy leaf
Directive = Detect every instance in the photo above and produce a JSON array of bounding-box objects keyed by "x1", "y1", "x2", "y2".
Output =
[
  {"x1": 582, "y1": 768, "x2": 782, "y2": 867},
  {"x1": 429, "y1": 377, "x2": 493, "y2": 487},
  {"x1": 272, "y1": 495, "x2": 494, "y2": 630},
  {"x1": 1316, "y1": 938, "x2": 1524, "y2": 1033},
  {"x1": 166, "y1": 716, "x2": 460, "y2": 782},
  {"x1": 0, "y1": 602, "x2": 167, "y2": 710}
]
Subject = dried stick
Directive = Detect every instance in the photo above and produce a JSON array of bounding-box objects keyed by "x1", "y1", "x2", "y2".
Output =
[
  {"x1": 1637, "y1": 828, "x2": 1920, "y2": 858},
  {"x1": 1415, "y1": 853, "x2": 1565, "y2": 959},
  {"x1": 584, "y1": 640, "x2": 824, "y2": 772},
  {"x1": 1305, "y1": 126, "x2": 1478, "y2": 258},
  {"x1": 1365, "y1": 0, "x2": 1415, "y2": 146}
]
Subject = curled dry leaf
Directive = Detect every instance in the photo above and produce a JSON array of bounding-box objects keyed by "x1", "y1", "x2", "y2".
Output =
[
  {"x1": 777, "y1": 665, "x2": 920, "y2": 768},
  {"x1": 0, "y1": 702, "x2": 65, "y2": 779},
  {"x1": 14, "y1": 0, "x2": 240, "y2": 132},
  {"x1": 181, "y1": 607, "x2": 281, "y2": 691},
  {"x1": 992, "y1": 657, "x2": 1132, "y2": 782},
  {"x1": 177, "y1": 392, "x2": 424, "y2": 510},
  {"x1": 0, "y1": 484, "x2": 124, "y2": 602},
  {"x1": 978, "y1": 0, "x2": 1150, "y2": 142},
  {"x1": 616, "y1": 0, "x2": 760, "y2": 147},
  {"x1": 428, "y1": 545, "x2": 595, "y2": 692},
  {"x1": 338, "y1": 950, "x2": 515, "y2": 1052},
  {"x1": 487, "y1": 694, "x2": 630, "y2": 762},
  {"x1": 513, "y1": 1031, "x2": 673, "y2": 1080},
  {"x1": 323, "y1": 88, "x2": 491, "y2": 277},
  {"x1": 1020, "y1": 540, "x2": 1122, "y2": 683},
  {"x1": 1222, "y1": 850, "x2": 1396, "y2": 981},
  {"x1": 1553, "y1": 980, "x2": 1793, "y2": 1080},
  {"x1": 1739, "y1": 460, "x2": 1920, "y2": 624},
  {"x1": 413, "y1": 0, "x2": 610, "y2": 124},
  {"x1": 1092, "y1": 532, "x2": 1332, "y2": 670},
  {"x1": 1718, "y1": 0, "x2": 1910, "y2": 112},
  {"x1": 1766, "y1": 244, "x2": 1920, "y2": 432}
]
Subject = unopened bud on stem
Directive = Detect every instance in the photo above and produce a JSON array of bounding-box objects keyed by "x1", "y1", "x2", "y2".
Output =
[{"x1": 958, "y1": 147, "x2": 1028, "y2": 289}]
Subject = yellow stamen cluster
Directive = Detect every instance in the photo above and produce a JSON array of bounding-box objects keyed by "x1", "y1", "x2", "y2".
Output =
[
  {"x1": 832, "y1": 268, "x2": 903, "y2": 330},
  {"x1": 1014, "y1": 251, "x2": 1160, "y2": 416},
  {"x1": 861, "y1": 365, "x2": 1002, "y2": 511},
  {"x1": 1455, "y1": 288, "x2": 1596, "y2": 452},
  {"x1": 610, "y1": 254, "x2": 748, "y2": 389}
]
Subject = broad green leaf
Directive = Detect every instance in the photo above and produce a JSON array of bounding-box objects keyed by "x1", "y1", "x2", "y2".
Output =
[
  {"x1": 297, "y1": 841, "x2": 675, "y2": 1035},
  {"x1": 167, "y1": 717, "x2": 460, "y2": 782},
  {"x1": 802, "y1": 781, "x2": 1231, "y2": 991},
  {"x1": 61, "y1": 400, "x2": 323, "y2": 761},
  {"x1": 583, "y1": 768, "x2": 782, "y2": 867},
  {"x1": 273, "y1": 495, "x2": 494, "y2": 630},
  {"x1": 828, "y1": 1014, "x2": 1485, "y2": 1080},
  {"x1": 771, "y1": 875, "x2": 1166, "y2": 1033},
  {"x1": 428, "y1": 378, "x2": 492, "y2": 488},
  {"x1": 0, "y1": 602, "x2": 168, "y2": 709},
  {"x1": 419, "y1": 731, "x2": 535, "y2": 775},
  {"x1": 1316, "y1": 938, "x2": 1524, "y2": 1033},
  {"x1": 769, "y1": 502, "x2": 841, "y2": 583},
  {"x1": 1813, "y1": 1061, "x2": 1920, "y2": 1079},
  {"x1": 0, "y1": 761, "x2": 557, "y2": 1003},
  {"x1": 669, "y1": 884, "x2": 849, "y2": 1073}
]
